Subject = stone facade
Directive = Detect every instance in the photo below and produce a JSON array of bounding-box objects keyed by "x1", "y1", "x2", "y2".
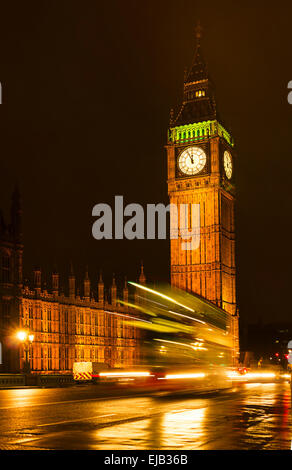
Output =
[
  {"x1": 166, "y1": 33, "x2": 239, "y2": 361},
  {"x1": 19, "y1": 273, "x2": 140, "y2": 374}
]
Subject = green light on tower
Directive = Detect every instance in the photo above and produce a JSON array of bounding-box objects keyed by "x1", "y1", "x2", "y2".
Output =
[{"x1": 168, "y1": 120, "x2": 234, "y2": 147}]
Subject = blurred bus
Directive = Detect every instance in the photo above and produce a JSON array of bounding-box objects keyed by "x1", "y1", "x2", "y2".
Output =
[{"x1": 110, "y1": 282, "x2": 236, "y2": 393}]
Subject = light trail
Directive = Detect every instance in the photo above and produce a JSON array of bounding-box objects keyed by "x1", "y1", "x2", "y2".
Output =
[
  {"x1": 168, "y1": 310, "x2": 206, "y2": 324},
  {"x1": 104, "y1": 311, "x2": 152, "y2": 324},
  {"x1": 128, "y1": 282, "x2": 195, "y2": 312}
]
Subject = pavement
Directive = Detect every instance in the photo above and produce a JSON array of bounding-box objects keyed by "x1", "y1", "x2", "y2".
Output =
[{"x1": 0, "y1": 382, "x2": 291, "y2": 450}]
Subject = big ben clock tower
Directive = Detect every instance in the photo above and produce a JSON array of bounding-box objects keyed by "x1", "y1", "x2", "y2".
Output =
[{"x1": 167, "y1": 25, "x2": 238, "y2": 349}]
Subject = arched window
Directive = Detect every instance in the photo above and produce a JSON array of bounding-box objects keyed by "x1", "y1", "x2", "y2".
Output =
[{"x1": 196, "y1": 90, "x2": 206, "y2": 98}]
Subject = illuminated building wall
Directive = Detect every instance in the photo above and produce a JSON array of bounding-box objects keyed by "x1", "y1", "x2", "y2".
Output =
[{"x1": 19, "y1": 277, "x2": 140, "y2": 373}]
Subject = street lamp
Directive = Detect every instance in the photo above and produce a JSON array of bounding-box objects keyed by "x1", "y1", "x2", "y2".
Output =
[
  {"x1": 16, "y1": 330, "x2": 34, "y2": 373},
  {"x1": 17, "y1": 331, "x2": 27, "y2": 342}
]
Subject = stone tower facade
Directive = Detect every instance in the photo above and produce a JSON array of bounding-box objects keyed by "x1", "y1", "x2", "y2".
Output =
[
  {"x1": 0, "y1": 187, "x2": 23, "y2": 371},
  {"x1": 166, "y1": 28, "x2": 239, "y2": 358}
]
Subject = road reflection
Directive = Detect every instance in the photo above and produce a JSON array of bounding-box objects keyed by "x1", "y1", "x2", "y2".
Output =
[
  {"x1": 161, "y1": 407, "x2": 206, "y2": 448},
  {"x1": 237, "y1": 383, "x2": 292, "y2": 449},
  {"x1": 92, "y1": 384, "x2": 292, "y2": 450},
  {"x1": 93, "y1": 419, "x2": 151, "y2": 450},
  {"x1": 0, "y1": 382, "x2": 291, "y2": 450},
  {"x1": 93, "y1": 407, "x2": 207, "y2": 450}
]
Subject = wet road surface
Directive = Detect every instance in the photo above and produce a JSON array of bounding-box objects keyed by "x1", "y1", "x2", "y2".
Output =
[{"x1": 0, "y1": 382, "x2": 291, "y2": 450}]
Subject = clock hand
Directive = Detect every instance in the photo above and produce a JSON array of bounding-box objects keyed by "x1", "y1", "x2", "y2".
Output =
[{"x1": 187, "y1": 152, "x2": 194, "y2": 165}]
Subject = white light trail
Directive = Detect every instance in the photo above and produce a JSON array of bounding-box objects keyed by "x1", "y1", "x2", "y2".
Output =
[{"x1": 128, "y1": 282, "x2": 195, "y2": 312}]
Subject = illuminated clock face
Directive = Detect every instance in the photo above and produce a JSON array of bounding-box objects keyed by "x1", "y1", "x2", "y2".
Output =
[
  {"x1": 178, "y1": 146, "x2": 206, "y2": 176},
  {"x1": 224, "y1": 151, "x2": 233, "y2": 179}
]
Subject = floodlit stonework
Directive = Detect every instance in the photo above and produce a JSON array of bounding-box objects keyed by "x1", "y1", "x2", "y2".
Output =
[{"x1": 166, "y1": 30, "x2": 239, "y2": 360}]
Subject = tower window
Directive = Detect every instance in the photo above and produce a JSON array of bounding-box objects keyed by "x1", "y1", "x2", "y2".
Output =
[{"x1": 196, "y1": 90, "x2": 205, "y2": 97}]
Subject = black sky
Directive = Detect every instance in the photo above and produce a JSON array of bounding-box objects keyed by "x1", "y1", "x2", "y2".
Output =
[{"x1": 0, "y1": 1, "x2": 291, "y2": 324}]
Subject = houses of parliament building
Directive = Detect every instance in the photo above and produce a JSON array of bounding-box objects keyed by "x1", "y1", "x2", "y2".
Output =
[
  {"x1": 0, "y1": 26, "x2": 239, "y2": 373},
  {"x1": 0, "y1": 188, "x2": 143, "y2": 373}
]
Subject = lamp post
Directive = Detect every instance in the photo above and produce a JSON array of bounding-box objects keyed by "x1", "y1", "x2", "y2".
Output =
[{"x1": 16, "y1": 330, "x2": 34, "y2": 373}]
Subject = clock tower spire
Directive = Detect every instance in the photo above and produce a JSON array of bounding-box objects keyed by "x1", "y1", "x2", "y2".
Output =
[
  {"x1": 166, "y1": 25, "x2": 239, "y2": 360},
  {"x1": 174, "y1": 23, "x2": 219, "y2": 127}
]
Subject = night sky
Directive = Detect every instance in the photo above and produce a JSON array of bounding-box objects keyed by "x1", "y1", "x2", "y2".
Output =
[{"x1": 0, "y1": 1, "x2": 291, "y2": 324}]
